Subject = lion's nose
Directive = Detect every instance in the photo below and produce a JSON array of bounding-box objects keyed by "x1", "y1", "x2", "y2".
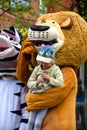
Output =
[{"x1": 30, "y1": 25, "x2": 50, "y2": 31}]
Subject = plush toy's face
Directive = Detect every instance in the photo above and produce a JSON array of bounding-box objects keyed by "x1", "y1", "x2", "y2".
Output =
[
  {"x1": 28, "y1": 20, "x2": 64, "y2": 52},
  {"x1": 0, "y1": 26, "x2": 21, "y2": 76}
]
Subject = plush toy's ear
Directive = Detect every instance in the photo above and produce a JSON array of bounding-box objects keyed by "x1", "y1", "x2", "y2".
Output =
[
  {"x1": 3, "y1": 26, "x2": 15, "y2": 35},
  {"x1": 3, "y1": 26, "x2": 21, "y2": 44},
  {"x1": 60, "y1": 17, "x2": 73, "y2": 29}
]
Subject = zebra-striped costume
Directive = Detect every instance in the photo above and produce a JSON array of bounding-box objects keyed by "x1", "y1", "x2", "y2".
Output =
[{"x1": 0, "y1": 26, "x2": 28, "y2": 130}]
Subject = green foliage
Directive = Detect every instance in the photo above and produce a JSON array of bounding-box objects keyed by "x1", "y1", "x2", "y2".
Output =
[
  {"x1": 0, "y1": 0, "x2": 86, "y2": 29},
  {"x1": 77, "y1": 0, "x2": 87, "y2": 21},
  {"x1": 41, "y1": 0, "x2": 60, "y2": 7},
  {"x1": 0, "y1": 0, "x2": 36, "y2": 29},
  {"x1": 19, "y1": 27, "x2": 28, "y2": 41}
]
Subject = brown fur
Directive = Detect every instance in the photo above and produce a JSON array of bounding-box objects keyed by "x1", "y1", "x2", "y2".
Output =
[
  {"x1": 16, "y1": 11, "x2": 87, "y2": 84},
  {"x1": 16, "y1": 11, "x2": 87, "y2": 130}
]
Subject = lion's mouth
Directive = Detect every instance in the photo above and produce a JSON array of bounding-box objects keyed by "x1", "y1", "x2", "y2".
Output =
[{"x1": 33, "y1": 39, "x2": 58, "y2": 48}]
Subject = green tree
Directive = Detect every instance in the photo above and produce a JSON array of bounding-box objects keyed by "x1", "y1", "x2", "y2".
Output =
[
  {"x1": 0, "y1": 0, "x2": 60, "y2": 28},
  {"x1": 76, "y1": 0, "x2": 87, "y2": 21}
]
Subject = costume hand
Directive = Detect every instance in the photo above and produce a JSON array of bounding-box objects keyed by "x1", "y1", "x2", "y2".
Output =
[
  {"x1": 22, "y1": 38, "x2": 35, "y2": 54},
  {"x1": 42, "y1": 73, "x2": 50, "y2": 82}
]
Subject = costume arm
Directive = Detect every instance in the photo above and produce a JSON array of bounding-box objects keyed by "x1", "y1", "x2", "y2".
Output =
[
  {"x1": 16, "y1": 38, "x2": 35, "y2": 84},
  {"x1": 26, "y1": 67, "x2": 77, "y2": 111},
  {"x1": 19, "y1": 85, "x2": 29, "y2": 130}
]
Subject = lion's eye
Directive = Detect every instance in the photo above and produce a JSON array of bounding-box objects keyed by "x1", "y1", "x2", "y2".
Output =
[
  {"x1": 52, "y1": 21, "x2": 55, "y2": 23},
  {"x1": 41, "y1": 20, "x2": 46, "y2": 24},
  {"x1": 51, "y1": 21, "x2": 57, "y2": 24}
]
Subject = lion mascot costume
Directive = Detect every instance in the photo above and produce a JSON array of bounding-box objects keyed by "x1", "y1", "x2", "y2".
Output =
[
  {"x1": 0, "y1": 26, "x2": 28, "y2": 130},
  {"x1": 16, "y1": 11, "x2": 87, "y2": 130}
]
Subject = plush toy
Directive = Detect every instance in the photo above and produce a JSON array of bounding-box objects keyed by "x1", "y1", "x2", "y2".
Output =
[
  {"x1": 16, "y1": 11, "x2": 87, "y2": 130},
  {"x1": 0, "y1": 26, "x2": 28, "y2": 130}
]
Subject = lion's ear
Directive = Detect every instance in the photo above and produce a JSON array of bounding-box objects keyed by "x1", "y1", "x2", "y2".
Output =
[{"x1": 60, "y1": 17, "x2": 73, "y2": 29}]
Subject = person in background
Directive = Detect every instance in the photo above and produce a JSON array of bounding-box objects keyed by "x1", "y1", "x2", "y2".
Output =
[
  {"x1": 76, "y1": 76, "x2": 85, "y2": 130},
  {"x1": 26, "y1": 45, "x2": 64, "y2": 130}
]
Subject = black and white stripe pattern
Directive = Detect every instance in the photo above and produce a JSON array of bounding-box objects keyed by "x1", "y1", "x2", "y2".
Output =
[{"x1": 0, "y1": 77, "x2": 28, "y2": 130}]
